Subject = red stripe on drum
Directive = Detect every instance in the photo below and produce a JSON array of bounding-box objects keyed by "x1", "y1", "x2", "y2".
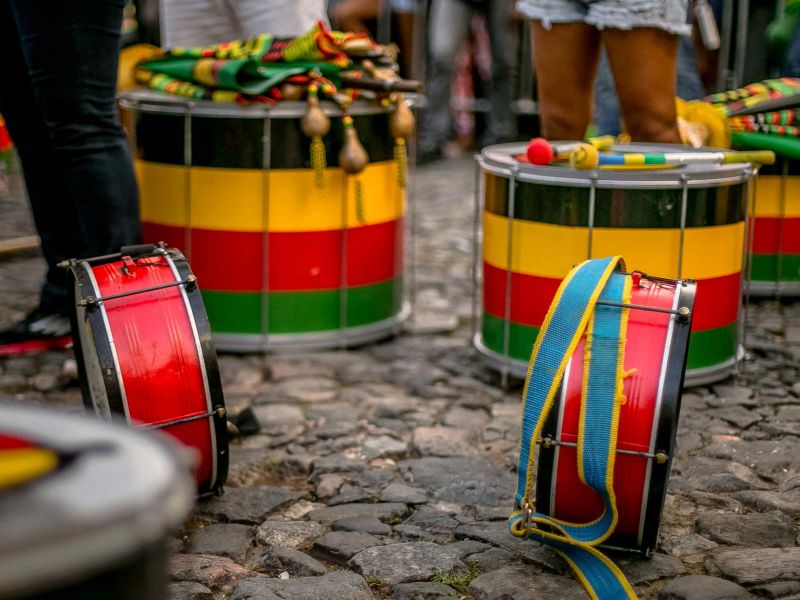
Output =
[
  {"x1": 752, "y1": 216, "x2": 800, "y2": 254},
  {"x1": 483, "y1": 263, "x2": 738, "y2": 333},
  {"x1": 482, "y1": 263, "x2": 560, "y2": 327},
  {"x1": 142, "y1": 219, "x2": 403, "y2": 292},
  {"x1": 692, "y1": 272, "x2": 741, "y2": 332}
]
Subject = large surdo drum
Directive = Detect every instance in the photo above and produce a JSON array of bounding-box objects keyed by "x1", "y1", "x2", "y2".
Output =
[
  {"x1": 119, "y1": 89, "x2": 408, "y2": 352},
  {"x1": 475, "y1": 143, "x2": 752, "y2": 387}
]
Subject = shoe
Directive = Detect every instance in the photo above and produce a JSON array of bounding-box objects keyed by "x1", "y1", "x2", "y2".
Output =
[{"x1": 0, "y1": 307, "x2": 72, "y2": 357}]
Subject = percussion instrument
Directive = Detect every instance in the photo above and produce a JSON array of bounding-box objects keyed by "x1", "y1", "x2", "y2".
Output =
[
  {"x1": 0, "y1": 406, "x2": 194, "y2": 599},
  {"x1": 474, "y1": 142, "x2": 751, "y2": 386},
  {"x1": 119, "y1": 89, "x2": 409, "y2": 352},
  {"x1": 533, "y1": 270, "x2": 695, "y2": 555},
  {"x1": 747, "y1": 153, "x2": 800, "y2": 295},
  {"x1": 508, "y1": 258, "x2": 694, "y2": 599},
  {"x1": 67, "y1": 243, "x2": 228, "y2": 495}
]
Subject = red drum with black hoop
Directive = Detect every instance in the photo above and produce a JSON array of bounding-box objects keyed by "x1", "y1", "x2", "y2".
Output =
[
  {"x1": 68, "y1": 244, "x2": 228, "y2": 495},
  {"x1": 534, "y1": 273, "x2": 696, "y2": 555}
]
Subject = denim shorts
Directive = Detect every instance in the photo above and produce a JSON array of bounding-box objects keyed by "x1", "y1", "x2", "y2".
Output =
[{"x1": 516, "y1": 0, "x2": 691, "y2": 36}]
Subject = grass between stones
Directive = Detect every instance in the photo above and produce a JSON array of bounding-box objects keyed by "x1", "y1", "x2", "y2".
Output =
[{"x1": 432, "y1": 562, "x2": 484, "y2": 590}]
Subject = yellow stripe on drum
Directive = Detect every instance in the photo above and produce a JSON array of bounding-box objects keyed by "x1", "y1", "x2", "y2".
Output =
[
  {"x1": 137, "y1": 160, "x2": 404, "y2": 232},
  {"x1": 483, "y1": 212, "x2": 745, "y2": 280},
  {"x1": 753, "y1": 175, "x2": 800, "y2": 217}
]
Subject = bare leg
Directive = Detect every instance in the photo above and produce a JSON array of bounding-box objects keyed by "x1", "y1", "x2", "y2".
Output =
[
  {"x1": 531, "y1": 21, "x2": 600, "y2": 140},
  {"x1": 603, "y1": 28, "x2": 680, "y2": 143},
  {"x1": 331, "y1": 0, "x2": 377, "y2": 33}
]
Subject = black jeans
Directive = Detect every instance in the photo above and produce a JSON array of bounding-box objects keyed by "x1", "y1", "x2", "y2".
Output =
[{"x1": 0, "y1": 0, "x2": 141, "y2": 313}]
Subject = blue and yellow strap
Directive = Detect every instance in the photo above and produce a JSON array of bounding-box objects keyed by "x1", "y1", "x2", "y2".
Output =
[{"x1": 508, "y1": 256, "x2": 637, "y2": 600}]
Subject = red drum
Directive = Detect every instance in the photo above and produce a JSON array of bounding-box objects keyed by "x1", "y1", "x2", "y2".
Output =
[
  {"x1": 68, "y1": 244, "x2": 228, "y2": 495},
  {"x1": 534, "y1": 273, "x2": 696, "y2": 554}
]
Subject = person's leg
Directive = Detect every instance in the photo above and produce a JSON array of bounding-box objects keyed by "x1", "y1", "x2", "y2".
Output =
[
  {"x1": 0, "y1": 0, "x2": 85, "y2": 314},
  {"x1": 484, "y1": 0, "x2": 514, "y2": 144},
  {"x1": 10, "y1": 0, "x2": 141, "y2": 270},
  {"x1": 531, "y1": 21, "x2": 601, "y2": 140},
  {"x1": 331, "y1": 0, "x2": 377, "y2": 33},
  {"x1": 602, "y1": 27, "x2": 681, "y2": 143},
  {"x1": 419, "y1": 0, "x2": 473, "y2": 157},
  {"x1": 676, "y1": 34, "x2": 705, "y2": 100}
]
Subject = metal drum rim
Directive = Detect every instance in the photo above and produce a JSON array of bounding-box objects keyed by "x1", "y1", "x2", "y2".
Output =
[
  {"x1": 0, "y1": 406, "x2": 194, "y2": 598},
  {"x1": 118, "y1": 88, "x2": 420, "y2": 118},
  {"x1": 478, "y1": 142, "x2": 754, "y2": 189}
]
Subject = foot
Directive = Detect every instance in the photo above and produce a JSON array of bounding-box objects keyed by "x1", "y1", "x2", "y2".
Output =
[
  {"x1": 416, "y1": 146, "x2": 443, "y2": 166},
  {"x1": 0, "y1": 307, "x2": 72, "y2": 357}
]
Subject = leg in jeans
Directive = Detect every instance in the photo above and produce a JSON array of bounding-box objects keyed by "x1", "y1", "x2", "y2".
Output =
[
  {"x1": 6, "y1": 0, "x2": 141, "y2": 312},
  {"x1": 484, "y1": 0, "x2": 514, "y2": 144},
  {"x1": 419, "y1": 0, "x2": 473, "y2": 154}
]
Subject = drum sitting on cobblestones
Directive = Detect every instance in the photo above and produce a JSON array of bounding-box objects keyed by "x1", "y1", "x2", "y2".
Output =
[
  {"x1": 119, "y1": 90, "x2": 408, "y2": 352},
  {"x1": 0, "y1": 406, "x2": 194, "y2": 599},
  {"x1": 68, "y1": 243, "x2": 229, "y2": 495},
  {"x1": 748, "y1": 153, "x2": 800, "y2": 295},
  {"x1": 474, "y1": 143, "x2": 752, "y2": 386}
]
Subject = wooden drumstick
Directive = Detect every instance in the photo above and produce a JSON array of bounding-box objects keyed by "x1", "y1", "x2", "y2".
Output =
[{"x1": 570, "y1": 143, "x2": 776, "y2": 169}]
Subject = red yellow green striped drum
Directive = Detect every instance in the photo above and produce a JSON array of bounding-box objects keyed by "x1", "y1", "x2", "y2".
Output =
[
  {"x1": 748, "y1": 154, "x2": 800, "y2": 295},
  {"x1": 119, "y1": 89, "x2": 407, "y2": 351},
  {"x1": 474, "y1": 143, "x2": 752, "y2": 386}
]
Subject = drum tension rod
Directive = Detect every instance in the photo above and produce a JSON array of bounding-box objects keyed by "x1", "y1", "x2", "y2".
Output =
[
  {"x1": 538, "y1": 436, "x2": 669, "y2": 464},
  {"x1": 139, "y1": 406, "x2": 226, "y2": 431},
  {"x1": 595, "y1": 301, "x2": 691, "y2": 323},
  {"x1": 78, "y1": 276, "x2": 198, "y2": 307}
]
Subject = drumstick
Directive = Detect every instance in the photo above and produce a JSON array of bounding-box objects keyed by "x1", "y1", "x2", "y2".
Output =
[
  {"x1": 526, "y1": 135, "x2": 615, "y2": 165},
  {"x1": 569, "y1": 143, "x2": 776, "y2": 169}
]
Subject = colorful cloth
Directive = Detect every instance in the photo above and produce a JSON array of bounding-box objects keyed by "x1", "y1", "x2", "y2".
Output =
[{"x1": 135, "y1": 21, "x2": 374, "y2": 103}]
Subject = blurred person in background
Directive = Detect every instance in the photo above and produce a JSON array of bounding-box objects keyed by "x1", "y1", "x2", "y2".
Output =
[
  {"x1": 418, "y1": 0, "x2": 514, "y2": 164},
  {"x1": 161, "y1": 0, "x2": 329, "y2": 47},
  {"x1": 0, "y1": 0, "x2": 141, "y2": 356},
  {"x1": 519, "y1": 0, "x2": 690, "y2": 143}
]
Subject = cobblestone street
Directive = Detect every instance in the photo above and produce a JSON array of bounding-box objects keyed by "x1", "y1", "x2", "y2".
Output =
[{"x1": 1, "y1": 154, "x2": 799, "y2": 600}]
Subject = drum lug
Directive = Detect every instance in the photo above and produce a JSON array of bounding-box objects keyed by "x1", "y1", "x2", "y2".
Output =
[{"x1": 676, "y1": 306, "x2": 691, "y2": 324}]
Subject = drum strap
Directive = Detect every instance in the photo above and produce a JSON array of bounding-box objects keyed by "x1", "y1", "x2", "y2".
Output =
[{"x1": 507, "y1": 255, "x2": 637, "y2": 600}]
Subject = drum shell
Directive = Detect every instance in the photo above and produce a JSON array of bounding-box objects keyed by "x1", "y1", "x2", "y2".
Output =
[
  {"x1": 69, "y1": 248, "x2": 229, "y2": 495},
  {"x1": 475, "y1": 143, "x2": 750, "y2": 386},
  {"x1": 119, "y1": 90, "x2": 408, "y2": 352},
  {"x1": 0, "y1": 407, "x2": 194, "y2": 600},
  {"x1": 533, "y1": 277, "x2": 695, "y2": 555},
  {"x1": 748, "y1": 154, "x2": 800, "y2": 295}
]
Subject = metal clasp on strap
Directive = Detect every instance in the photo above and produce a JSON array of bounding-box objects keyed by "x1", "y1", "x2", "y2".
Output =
[{"x1": 523, "y1": 502, "x2": 534, "y2": 539}]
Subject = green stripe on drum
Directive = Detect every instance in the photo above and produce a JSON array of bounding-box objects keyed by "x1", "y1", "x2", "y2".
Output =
[
  {"x1": 749, "y1": 254, "x2": 800, "y2": 282},
  {"x1": 686, "y1": 323, "x2": 739, "y2": 371},
  {"x1": 202, "y1": 278, "x2": 403, "y2": 334},
  {"x1": 483, "y1": 172, "x2": 746, "y2": 228},
  {"x1": 482, "y1": 312, "x2": 737, "y2": 375},
  {"x1": 481, "y1": 313, "x2": 539, "y2": 362},
  {"x1": 130, "y1": 111, "x2": 395, "y2": 169}
]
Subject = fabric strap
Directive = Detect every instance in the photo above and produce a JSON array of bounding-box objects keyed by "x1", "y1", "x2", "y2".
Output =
[{"x1": 507, "y1": 256, "x2": 637, "y2": 600}]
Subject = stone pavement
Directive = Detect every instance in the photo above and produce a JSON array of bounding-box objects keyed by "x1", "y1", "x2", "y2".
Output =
[{"x1": 1, "y1": 153, "x2": 799, "y2": 600}]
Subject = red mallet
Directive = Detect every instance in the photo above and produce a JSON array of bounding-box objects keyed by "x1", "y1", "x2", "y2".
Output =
[{"x1": 526, "y1": 137, "x2": 554, "y2": 165}]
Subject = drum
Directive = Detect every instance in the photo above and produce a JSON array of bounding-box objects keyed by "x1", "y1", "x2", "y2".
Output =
[
  {"x1": 68, "y1": 243, "x2": 228, "y2": 495},
  {"x1": 118, "y1": 89, "x2": 409, "y2": 352},
  {"x1": 0, "y1": 406, "x2": 194, "y2": 599},
  {"x1": 474, "y1": 143, "x2": 751, "y2": 386},
  {"x1": 534, "y1": 271, "x2": 696, "y2": 555},
  {"x1": 748, "y1": 154, "x2": 800, "y2": 295}
]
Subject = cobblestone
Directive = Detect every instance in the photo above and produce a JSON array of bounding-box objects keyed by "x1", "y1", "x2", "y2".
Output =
[{"x1": 3, "y1": 157, "x2": 800, "y2": 599}]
